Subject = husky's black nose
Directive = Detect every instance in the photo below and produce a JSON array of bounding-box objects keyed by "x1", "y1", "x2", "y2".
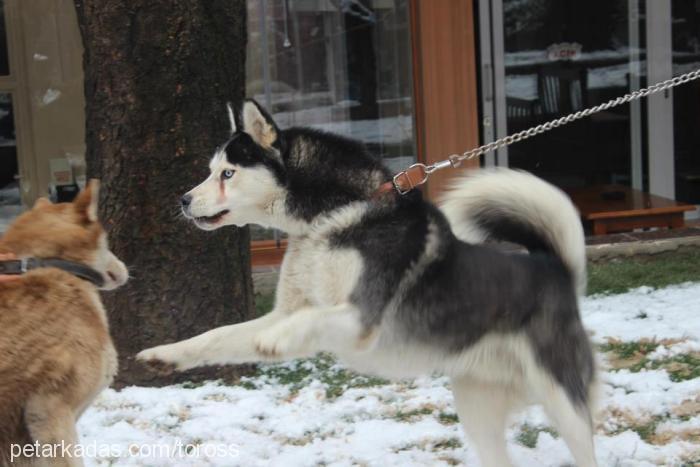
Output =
[{"x1": 180, "y1": 194, "x2": 192, "y2": 208}]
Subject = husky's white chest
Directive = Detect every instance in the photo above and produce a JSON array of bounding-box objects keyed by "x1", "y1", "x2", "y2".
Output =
[{"x1": 282, "y1": 236, "x2": 365, "y2": 307}]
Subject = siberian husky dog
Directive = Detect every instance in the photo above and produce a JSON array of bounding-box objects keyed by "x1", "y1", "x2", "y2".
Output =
[
  {"x1": 0, "y1": 181, "x2": 128, "y2": 467},
  {"x1": 138, "y1": 100, "x2": 597, "y2": 467}
]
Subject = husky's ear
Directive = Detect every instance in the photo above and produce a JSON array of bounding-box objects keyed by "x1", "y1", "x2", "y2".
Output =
[
  {"x1": 32, "y1": 197, "x2": 52, "y2": 209},
  {"x1": 242, "y1": 99, "x2": 280, "y2": 149},
  {"x1": 226, "y1": 102, "x2": 237, "y2": 135},
  {"x1": 74, "y1": 179, "x2": 100, "y2": 223}
]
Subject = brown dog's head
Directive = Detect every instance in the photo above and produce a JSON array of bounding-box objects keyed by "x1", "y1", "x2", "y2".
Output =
[{"x1": 1, "y1": 180, "x2": 129, "y2": 290}]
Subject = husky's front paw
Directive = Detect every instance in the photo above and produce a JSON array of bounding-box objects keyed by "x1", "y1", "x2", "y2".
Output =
[
  {"x1": 254, "y1": 322, "x2": 309, "y2": 358},
  {"x1": 139, "y1": 356, "x2": 177, "y2": 376},
  {"x1": 136, "y1": 345, "x2": 191, "y2": 374}
]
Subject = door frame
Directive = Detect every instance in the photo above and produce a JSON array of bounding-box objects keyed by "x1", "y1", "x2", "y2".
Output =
[
  {"x1": 646, "y1": 0, "x2": 675, "y2": 198},
  {"x1": 410, "y1": 0, "x2": 481, "y2": 199}
]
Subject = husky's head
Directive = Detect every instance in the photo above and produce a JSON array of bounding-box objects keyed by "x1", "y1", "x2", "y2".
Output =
[
  {"x1": 181, "y1": 100, "x2": 287, "y2": 231},
  {"x1": 182, "y1": 99, "x2": 390, "y2": 233},
  {"x1": 2, "y1": 180, "x2": 129, "y2": 290}
]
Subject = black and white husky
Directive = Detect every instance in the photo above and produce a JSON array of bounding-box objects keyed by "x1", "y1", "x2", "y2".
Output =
[{"x1": 138, "y1": 100, "x2": 598, "y2": 467}]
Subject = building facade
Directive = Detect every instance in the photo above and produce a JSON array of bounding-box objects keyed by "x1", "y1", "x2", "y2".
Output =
[{"x1": 1, "y1": 0, "x2": 698, "y2": 238}]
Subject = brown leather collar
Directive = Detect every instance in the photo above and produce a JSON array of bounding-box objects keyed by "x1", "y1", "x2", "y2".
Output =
[
  {"x1": 373, "y1": 164, "x2": 429, "y2": 199},
  {"x1": 0, "y1": 258, "x2": 105, "y2": 287}
]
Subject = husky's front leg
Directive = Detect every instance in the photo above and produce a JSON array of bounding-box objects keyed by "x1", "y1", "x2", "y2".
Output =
[
  {"x1": 136, "y1": 310, "x2": 288, "y2": 371},
  {"x1": 254, "y1": 303, "x2": 374, "y2": 358},
  {"x1": 137, "y1": 245, "x2": 311, "y2": 372}
]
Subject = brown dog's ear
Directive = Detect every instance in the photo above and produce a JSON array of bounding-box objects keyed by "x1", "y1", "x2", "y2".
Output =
[
  {"x1": 33, "y1": 197, "x2": 52, "y2": 209},
  {"x1": 74, "y1": 179, "x2": 100, "y2": 222}
]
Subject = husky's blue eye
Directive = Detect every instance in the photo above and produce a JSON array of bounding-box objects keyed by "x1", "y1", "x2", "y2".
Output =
[{"x1": 221, "y1": 169, "x2": 235, "y2": 180}]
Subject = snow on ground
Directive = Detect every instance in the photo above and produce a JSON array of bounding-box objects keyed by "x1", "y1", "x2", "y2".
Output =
[{"x1": 78, "y1": 284, "x2": 700, "y2": 466}]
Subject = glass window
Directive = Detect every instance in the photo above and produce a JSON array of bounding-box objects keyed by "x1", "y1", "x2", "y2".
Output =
[
  {"x1": 498, "y1": 0, "x2": 646, "y2": 190},
  {"x1": 246, "y1": 0, "x2": 416, "y2": 241},
  {"x1": 0, "y1": 93, "x2": 20, "y2": 233},
  {"x1": 671, "y1": 0, "x2": 700, "y2": 205},
  {"x1": 0, "y1": 0, "x2": 9, "y2": 75}
]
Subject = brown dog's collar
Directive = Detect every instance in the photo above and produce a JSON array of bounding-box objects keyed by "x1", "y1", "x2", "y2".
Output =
[{"x1": 0, "y1": 258, "x2": 105, "y2": 287}]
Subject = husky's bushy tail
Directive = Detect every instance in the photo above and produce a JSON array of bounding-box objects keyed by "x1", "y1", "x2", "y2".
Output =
[{"x1": 440, "y1": 168, "x2": 587, "y2": 295}]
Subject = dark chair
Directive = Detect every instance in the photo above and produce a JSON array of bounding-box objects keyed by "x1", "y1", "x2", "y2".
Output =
[
  {"x1": 527, "y1": 63, "x2": 592, "y2": 184},
  {"x1": 536, "y1": 63, "x2": 588, "y2": 116},
  {"x1": 506, "y1": 96, "x2": 539, "y2": 121}
]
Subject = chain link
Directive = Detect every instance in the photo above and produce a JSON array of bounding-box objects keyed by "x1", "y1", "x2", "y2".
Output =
[{"x1": 433, "y1": 68, "x2": 700, "y2": 170}]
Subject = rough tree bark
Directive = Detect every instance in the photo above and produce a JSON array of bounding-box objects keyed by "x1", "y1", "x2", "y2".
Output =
[{"x1": 74, "y1": 1, "x2": 254, "y2": 386}]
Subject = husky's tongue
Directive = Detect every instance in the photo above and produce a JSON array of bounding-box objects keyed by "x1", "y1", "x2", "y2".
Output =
[{"x1": 195, "y1": 209, "x2": 230, "y2": 224}]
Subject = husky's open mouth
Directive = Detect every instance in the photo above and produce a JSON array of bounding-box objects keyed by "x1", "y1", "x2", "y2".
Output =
[{"x1": 194, "y1": 210, "x2": 230, "y2": 224}]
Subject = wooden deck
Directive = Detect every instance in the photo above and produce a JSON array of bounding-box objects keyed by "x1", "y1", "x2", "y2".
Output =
[
  {"x1": 567, "y1": 185, "x2": 696, "y2": 235},
  {"x1": 251, "y1": 239, "x2": 287, "y2": 268}
]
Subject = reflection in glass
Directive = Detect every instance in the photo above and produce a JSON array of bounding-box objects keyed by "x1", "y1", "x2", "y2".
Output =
[
  {"x1": 0, "y1": 93, "x2": 20, "y2": 233},
  {"x1": 246, "y1": 0, "x2": 416, "y2": 241},
  {"x1": 501, "y1": 0, "x2": 643, "y2": 189},
  {"x1": 0, "y1": 0, "x2": 9, "y2": 75},
  {"x1": 247, "y1": 0, "x2": 415, "y2": 170}
]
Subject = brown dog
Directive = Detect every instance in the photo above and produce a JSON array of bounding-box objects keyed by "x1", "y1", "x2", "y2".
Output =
[{"x1": 0, "y1": 181, "x2": 128, "y2": 466}]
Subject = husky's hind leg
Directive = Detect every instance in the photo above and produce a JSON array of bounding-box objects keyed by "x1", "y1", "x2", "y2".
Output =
[
  {"x1": 451, "y1": 377, "x2": 519, "y2": 467},
  {"x1": 535, "y1": 378, "x2": 598, "y2": 467}
]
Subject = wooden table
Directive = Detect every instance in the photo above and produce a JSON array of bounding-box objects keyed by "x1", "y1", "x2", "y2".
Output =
[{"x1": 566, "y1": 185, "x2": 697, "y2": 235}]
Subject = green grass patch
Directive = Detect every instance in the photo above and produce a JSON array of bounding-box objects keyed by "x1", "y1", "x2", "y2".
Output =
[
  {"x1": 254, "y1": 291, "x2": 276, "y2": 316},
  {"x1": 392, "y1": 407, "x2": 435, "y2": 422},
  {"x1": 321, "y1": 367, "x2": 388, "y2": 399},
  {"x1": 438, "y1": 412, "x2": 460, "y2": 425},
  {"x1": 599, "y1": 340, "x2": 659, "y2": 360},
  {"x1": 240, "y1": 353, "x2": 388, "y2": 398},
  {"x1": 600, "y1": 340, "x2": 700, "y2": 382},
  {"x1": 432, "y1": 438, "x2": 463, "y2": 450},
  {"x1": 587, "y1": 247, "x2": 700, "y2": 295},
  {"x1": 643, "y1": 353, "x2": 700, "y2": 382},
  {"x1": 629, "y1": 417, "x2": 664, "y2": 442},
  {"x1": 607, "y1": 415, "x2": 667, "y2": 443},
  {"x1": 179, "y1": 380, "x2": 212, "y2": 389},
  {"x1": 516, "y1": 424, "x2": 559, "y2": 448}
]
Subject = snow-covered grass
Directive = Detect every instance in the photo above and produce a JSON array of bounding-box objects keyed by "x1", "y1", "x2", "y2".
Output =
[{"x1": 77, "y1": 282, "x2": 700, "y2": 466}]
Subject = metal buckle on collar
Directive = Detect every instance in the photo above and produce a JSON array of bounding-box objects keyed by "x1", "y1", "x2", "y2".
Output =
[
  {"x1": 392, "y1": 163, "x2": 430, "y2": 195},
  {"x1": 20, "y1": 258, "x2": 29, "y2": 273}
]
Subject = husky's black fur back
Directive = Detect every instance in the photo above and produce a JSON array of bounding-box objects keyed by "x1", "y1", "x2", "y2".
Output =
[{"x1": 280, "y1": 128, "x2": 391, "y2": 221}]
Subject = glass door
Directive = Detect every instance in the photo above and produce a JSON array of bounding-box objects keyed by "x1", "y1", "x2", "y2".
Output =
[
  {"x1": 671, "y1": 0, "x2": 700, "y2": 211},
  {"x1": 479, "y1": 0, "x2": 648, "y2": 190}
]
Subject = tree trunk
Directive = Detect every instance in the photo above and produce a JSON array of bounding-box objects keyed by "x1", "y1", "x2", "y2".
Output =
[{"x1": 74, "y1": 0, "x2": 254, "y2": 386}]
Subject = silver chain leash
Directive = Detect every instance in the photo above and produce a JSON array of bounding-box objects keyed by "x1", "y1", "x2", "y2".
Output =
[{"x1": 393, "y1": 68, "x2": 700, "y2": 194}]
